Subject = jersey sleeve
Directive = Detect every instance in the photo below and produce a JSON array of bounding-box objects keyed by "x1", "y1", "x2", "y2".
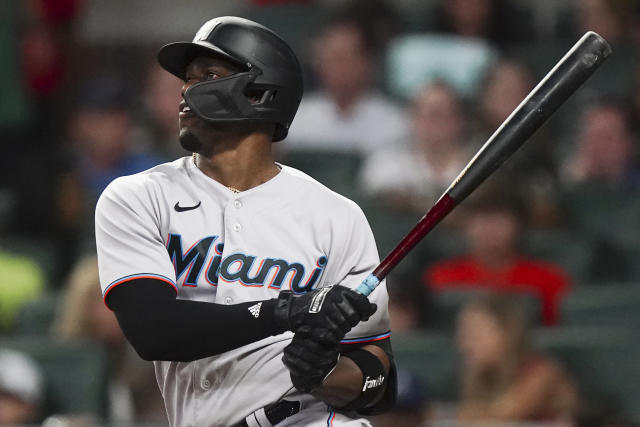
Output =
[
  {"x1": 95, "y1": 176, "x2": 177, "y2": 304},
  {"x1": 324, "y1": 201, "x2": 390, "y2": 343}
]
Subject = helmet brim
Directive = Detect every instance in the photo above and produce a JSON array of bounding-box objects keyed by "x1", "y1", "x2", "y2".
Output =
[{"x1": 157, "y1": 41, "x2": 248, "y2": 81}]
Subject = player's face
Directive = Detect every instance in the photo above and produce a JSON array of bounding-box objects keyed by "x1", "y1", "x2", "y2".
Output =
[{"x1": 178, "y1": 56, "x2": 243, "y2": 152}]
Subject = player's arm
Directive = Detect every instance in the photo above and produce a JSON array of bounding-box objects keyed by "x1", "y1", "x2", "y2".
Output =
[
  {"x1": 282, "y1": 325, "x2": 395, "y2": 412},
  {"x1": 107, "y1": 279, "x2": 287, "y2": 361},
  {"x1": 312, "y1": 341, "x2": 393, "y2": 410},
  {"x1": 107, "y1": 279, "x2": 376, "y2": 362},
  {"x1": 282, "y1": 203, "x2": 397, "y2": 413}
]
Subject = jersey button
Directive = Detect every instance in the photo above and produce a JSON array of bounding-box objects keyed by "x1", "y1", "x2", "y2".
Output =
[
  {"x1": 224, "y1": 296, "x2": 233, "y2": 304},
  {"x1": 201, "y1": 379, "x2": 211, "y2": 390},
  {"x1": 233, "y1": 223, "x2": 242, "y2": 232},
  {"x1": 234, "y1": 200, "x2": 242, "y2": 209}
]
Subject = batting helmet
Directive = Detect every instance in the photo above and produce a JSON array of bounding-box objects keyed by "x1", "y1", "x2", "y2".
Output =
[{"x1": 158, "y1": 16, "x2": 303, "y2": 142}]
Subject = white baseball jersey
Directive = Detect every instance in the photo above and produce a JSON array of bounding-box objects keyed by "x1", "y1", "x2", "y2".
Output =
[{"x1": 95, "y1": 156, "x2": 390, "y2": 427}]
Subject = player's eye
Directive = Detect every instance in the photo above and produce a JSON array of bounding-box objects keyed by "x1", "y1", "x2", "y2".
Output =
[{"x1": 206, "y1": 71, "x2": 219, "y2": 80}]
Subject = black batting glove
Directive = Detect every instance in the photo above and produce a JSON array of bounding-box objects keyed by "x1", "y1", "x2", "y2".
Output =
[
  {"x1": 282, "y1": 325, "x2": 340, "y2": 393},
  {"x1": 274, "y1": 285, "x2": 377, "y2": 340}
]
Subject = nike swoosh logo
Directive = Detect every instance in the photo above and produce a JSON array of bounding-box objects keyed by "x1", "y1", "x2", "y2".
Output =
[{"x1": 174, "y1": 201, "x2": 201, "y2": 212}]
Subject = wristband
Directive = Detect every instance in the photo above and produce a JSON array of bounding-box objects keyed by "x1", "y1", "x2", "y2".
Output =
[{"x1": 341, "y1": 349, "x2": 387, "y2": 411}]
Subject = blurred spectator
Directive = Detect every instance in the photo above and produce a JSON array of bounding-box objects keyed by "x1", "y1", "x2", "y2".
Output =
[
  {"x1": 574, "y1": 0, "x2": 634, "y2": 46},
  {"x1": 328, "y1": 0, "x2": 401, "y2": 50},
  {"x1": 0, "y1": 249, "x2": 44, "y2": 333},
  {"x1": 430, "y1": 0, "x2": 531, "y2": 47},
  {"x1": 53, "y1": 75, "x2": 163, "y2": 257},
  {"x1": 0, "y1": 349, "x2": 44, "y2": 425},
  {"x1": 562, "y1": 100, "x2": 640, "y2": 189},
  {"x1": 369, "y1": 369, "x2": 428, "y2": 427},
  {"x1": 569, "y1": 0, "x2": 639, "y2": 97},
  {"x1": 359, "y1": 82, "x2": 468, "y2": 213},
  {"x1": 476, "y1": 59, "x2": 534, "y2": 140},
  {"x1": 287, "y1": 14, "x2": 407, "y2": 154},
  {"x1": 386, "y1": 274, "x2": 431, "y2": 332},
  {"x1": 423, "y1": 181, "x2": 570, "y2": 325},
  {"x1": 474, "y1": 59, "x2": 562, "y2": 226},
  {"x1": 0, "y1": 1, "x2": 31, "y2": 130},
  {"x1": 66, "y1": 76, "x2": 162, "y2": 198},
  {"x1": 52, "y1": 256, "x2": 164, "y2": 423},
  {"x1": 135, "y1": 61, "x2": 186, "y2": 161},
  {"x1": 456, "y1": 294, "x2": 578, "y2": 422}
]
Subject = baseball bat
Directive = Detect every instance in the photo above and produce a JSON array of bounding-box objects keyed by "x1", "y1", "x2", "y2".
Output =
[{"x1": 356, "y1": 31, "x2": 612, "y2": 296}]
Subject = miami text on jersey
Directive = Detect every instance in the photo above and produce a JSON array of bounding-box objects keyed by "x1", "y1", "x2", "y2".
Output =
[{"x1": 166, "y1": 234, "x2": 327, "y2": 293}]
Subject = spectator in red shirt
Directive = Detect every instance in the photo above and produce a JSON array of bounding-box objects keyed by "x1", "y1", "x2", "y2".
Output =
[{"x1": 423, "y1": 181, "x2": 570, "y2": 325}]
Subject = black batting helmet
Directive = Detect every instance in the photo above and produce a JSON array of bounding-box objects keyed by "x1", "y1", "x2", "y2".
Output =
[{"x1": 157, "y1": 16, "x2": 303, "y2": 142}]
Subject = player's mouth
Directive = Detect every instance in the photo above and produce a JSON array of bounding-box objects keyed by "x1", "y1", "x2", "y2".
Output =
[{"x1": 179, "y1": 101, "x2": 196, "y2": 119}]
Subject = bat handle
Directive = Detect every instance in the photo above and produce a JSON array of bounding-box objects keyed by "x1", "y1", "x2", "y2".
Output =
[{"x1": 355, "y1": 274, "x2": 381, "y2": 296}]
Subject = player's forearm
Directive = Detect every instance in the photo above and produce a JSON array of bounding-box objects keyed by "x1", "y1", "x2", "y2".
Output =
[
  {"x1": 312, "y1": 345, "x2": 390, "y2": 409},
  {"x1": 108, "y1": 279, "x2": 287, "y2": 361}
]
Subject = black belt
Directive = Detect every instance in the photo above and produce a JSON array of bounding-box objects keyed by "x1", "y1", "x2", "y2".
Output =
[{"x1": 238, "y1": 400, "x2": 301, "y2": 427}]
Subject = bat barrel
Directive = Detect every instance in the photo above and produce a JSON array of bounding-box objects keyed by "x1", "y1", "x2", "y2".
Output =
[{"x1": 447, "y1": 31, "x2": 612, "y2": 202}]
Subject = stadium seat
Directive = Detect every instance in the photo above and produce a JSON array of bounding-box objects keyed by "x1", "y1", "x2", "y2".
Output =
[
  {"x1": 0, "y1": 235, "x2": 58, "y2": 281},
  {"x1": 391, "y1": 332, "x2": 457, "y2": 401},
  {"x1": 245, "y1": 4, "x2": 322, "y2": 54},
  {"x1": 522, "y1": 229, "x2": 594, "y2": 283},
  {"x1": 535, "y1": 326, "x2": 640, "y2": 420},
  {"x1": 1, "y1": 337, "x2": 108, "y2": 418},
  {"x1": 561, "y1": 285, "x2": 640, "y2": 326},
  {"x1": 386, "y1": 34, "x2": 497, "y2": 99},
  {"x1": 12, "y1": 292, "x2": 59, "y2": 336},
  {"x1": 564, "y1": 186, "x2": 640, "y2": 246},
  {"x1": 280, "y1": 149, "x2": 364, "y2": 200}
]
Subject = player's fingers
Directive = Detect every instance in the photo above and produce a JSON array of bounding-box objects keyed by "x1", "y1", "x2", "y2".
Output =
[
  {"x1": 295, "y1": 325, "x2": 313, "y2": 338},
  {"x1": 290, "y1": 373, "x2": 322, "y2": 393},
  {"x1": 288, "y1": 338, "x2": 336, "y2": 362},
  {"x1": 286, "y1": 342, "x2": 320, "y2": 363},
  {"x1": 308, "y1": 313, "x2": 349, "y2": 339},
  {"x1": 335, "y1": 297, "x2": 362, "y2": 327},
  {"x1": 325, "y1": 305, "x2": 353, "y2": 336},
  {"x1": 343, "y1": 291, "x2": 377, "y2": 321},
  {"x1": 282, "y1": 353, "x2": 322, "y2": 378},
  {"x1": 310, "y1": 327, "x2": 342, "y2": 346}
]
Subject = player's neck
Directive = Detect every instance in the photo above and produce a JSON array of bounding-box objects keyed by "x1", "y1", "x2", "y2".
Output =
[{"x1": 194, "y1": 133, "x2": 280, "y2": 192}]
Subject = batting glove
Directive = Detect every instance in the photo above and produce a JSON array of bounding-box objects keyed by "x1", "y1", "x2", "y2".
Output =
[
  {"x1": 274, "y1": 285, "x2": 377, "y2": 340},
  {"x1": 282, "y1": 325, "x2": 340, "y2": 393}
]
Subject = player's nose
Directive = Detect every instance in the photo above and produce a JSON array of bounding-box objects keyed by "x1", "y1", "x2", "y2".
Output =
[{"x1": 181, "y1": 79, "x2": 196, "y2": 97}]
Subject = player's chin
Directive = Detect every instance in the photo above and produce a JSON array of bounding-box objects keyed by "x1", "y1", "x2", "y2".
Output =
[{"x1": 179, "y1": 128, "x2": 202, "y2": 152}]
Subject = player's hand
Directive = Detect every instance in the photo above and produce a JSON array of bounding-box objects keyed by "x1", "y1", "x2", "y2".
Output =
[
  {"x1": 282, "y1": 325, "x2": 340, "y2": 393},
  {"x1": 274, "y1": 285, "x2": 377, "y2": 340}
]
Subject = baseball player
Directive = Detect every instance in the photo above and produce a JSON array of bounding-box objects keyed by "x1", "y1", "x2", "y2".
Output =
[{"x1": 95, "y1": 17, "x2": 396, "y2": 426}]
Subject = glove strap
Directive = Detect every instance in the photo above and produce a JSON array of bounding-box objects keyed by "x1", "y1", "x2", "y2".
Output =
[{"x1": 341, "y1": 349, "x2": 387, "y2": 411}]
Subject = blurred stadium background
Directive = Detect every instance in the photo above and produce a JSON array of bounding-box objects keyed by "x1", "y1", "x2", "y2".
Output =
[{"x1": 1, "y1": 0, "x2": 639, "y2": 425}]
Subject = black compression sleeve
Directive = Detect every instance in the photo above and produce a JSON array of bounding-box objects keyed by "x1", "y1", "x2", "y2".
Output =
[{"x1": 107, "y1": 278, "x2": 287, "y2": 362}]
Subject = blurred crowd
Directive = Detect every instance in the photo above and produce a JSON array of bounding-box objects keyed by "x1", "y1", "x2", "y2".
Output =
[{"x1": 1, "y1": 0, "x2": 640, "y2": 425}]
